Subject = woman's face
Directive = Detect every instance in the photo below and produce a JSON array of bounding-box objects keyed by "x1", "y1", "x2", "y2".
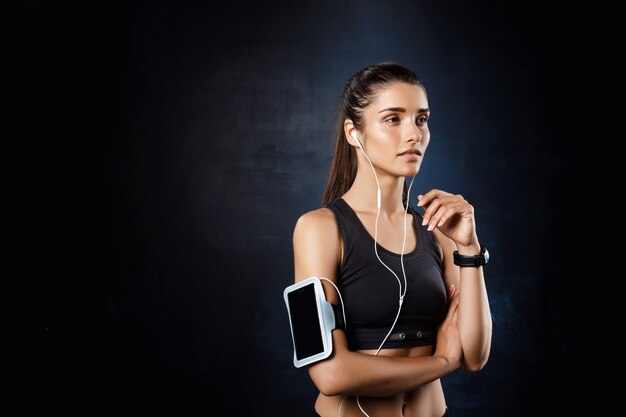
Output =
[{"x1": 360, "y1": 82, "x2": 430, "y2": 178}]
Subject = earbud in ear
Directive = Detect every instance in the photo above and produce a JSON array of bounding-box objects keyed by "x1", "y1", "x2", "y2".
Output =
[
  {"x1": 351, "y1": 131, "x2": 363, "y2": 149},
  {"x1": 351, "y1": 130, "x2": 379, "y2": 208}
]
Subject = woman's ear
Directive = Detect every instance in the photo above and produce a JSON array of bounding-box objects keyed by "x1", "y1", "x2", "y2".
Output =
[{"x1": 344, "y1": 119, "x2": 360, "y2": 148}]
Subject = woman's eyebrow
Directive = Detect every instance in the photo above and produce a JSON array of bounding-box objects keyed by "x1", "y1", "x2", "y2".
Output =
[{"x1": 377, "y1": 107, "x2": 430, "y2": 113}]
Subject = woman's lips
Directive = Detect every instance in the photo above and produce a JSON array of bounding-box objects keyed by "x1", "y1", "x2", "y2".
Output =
[{"x1": 398, "y1": 149, "x2": 421, "y2": 161}]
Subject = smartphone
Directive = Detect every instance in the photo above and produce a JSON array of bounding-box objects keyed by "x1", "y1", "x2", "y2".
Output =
[{"x1": 283, "y1": 277, "x2": 335, "y2": 368}]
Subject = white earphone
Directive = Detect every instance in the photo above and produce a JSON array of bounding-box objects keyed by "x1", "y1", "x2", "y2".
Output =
[
  {"x1": 348, "y1": 127, "x2": 412, "y2": 331},
  {"x1": 351, "y1": 131, "x2": 363, "y2": 149},
  {"x1": 342, "y1": 127, "x2": 417, "y2": 417},
  {"x1": 351, "y1": 130, "x2": 380, "y2": 209}
]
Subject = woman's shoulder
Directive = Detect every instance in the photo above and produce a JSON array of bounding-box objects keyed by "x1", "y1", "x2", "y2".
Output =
[
  {"x1": 294, "y1": 206, "x2": 337, "y2": 234},
  {"x1": 293, "y1": 206, "x2": 343, "y2": 276}
]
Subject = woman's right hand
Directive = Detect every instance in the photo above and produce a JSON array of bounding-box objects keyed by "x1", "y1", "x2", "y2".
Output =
[{"x1": 433, "y1": 284, "x2": 462, "y2": 371}]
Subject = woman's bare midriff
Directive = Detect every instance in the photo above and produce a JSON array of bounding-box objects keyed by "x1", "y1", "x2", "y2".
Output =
[{"x1": 314, "y1": 345, "x2": 447, "y2": 417}]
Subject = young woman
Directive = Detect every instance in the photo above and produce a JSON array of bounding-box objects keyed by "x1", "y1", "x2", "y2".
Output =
[{"x1": 292, "y1": 61, "x2": 492, "y2": 417}]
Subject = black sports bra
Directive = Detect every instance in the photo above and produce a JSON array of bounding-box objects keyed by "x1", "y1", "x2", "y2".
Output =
[{"x1": 325, "y1": 198, "x2": 448, "y2": 350}]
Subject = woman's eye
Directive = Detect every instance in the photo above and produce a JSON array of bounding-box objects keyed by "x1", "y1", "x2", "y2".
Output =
[
  {"x1": 417, "y1": 115, "x2": 428, "y2": 125},
  {"x1": 385, "y1": 116, "x2": 400, "y2": 123}
]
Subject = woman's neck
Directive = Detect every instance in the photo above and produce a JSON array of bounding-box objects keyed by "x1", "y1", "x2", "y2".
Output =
[{"x1": 343, "y1": 166, "x2": 407, "y2": 216}]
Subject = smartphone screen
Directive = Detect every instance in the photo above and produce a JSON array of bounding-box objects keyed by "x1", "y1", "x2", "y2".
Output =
[{"x1": 287, "y1": 282, "x2": 324, "y2": 360}]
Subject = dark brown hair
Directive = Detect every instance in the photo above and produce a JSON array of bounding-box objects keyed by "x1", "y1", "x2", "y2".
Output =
[{"x1": 322, "y1": 61, "x2": 424, "y2": 205}]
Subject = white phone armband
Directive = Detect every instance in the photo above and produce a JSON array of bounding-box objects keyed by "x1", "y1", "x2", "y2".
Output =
[{"x1": 284, "y1": 277, "x2": 343, "y2": 368}]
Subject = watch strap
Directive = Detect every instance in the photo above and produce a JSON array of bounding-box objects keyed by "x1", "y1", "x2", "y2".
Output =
[{"x1": 453, "y1": 245, "x2": 488, "y2": 267}]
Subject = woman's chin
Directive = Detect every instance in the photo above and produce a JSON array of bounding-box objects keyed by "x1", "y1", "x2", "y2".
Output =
[{"x1": 401, "y1": 166, "x2": 421, "y2": 177}]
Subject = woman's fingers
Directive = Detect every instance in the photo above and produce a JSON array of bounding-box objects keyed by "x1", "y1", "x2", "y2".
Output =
[
  {"x1": 418, "y1": 192, "x2": 468, "y2": 231},
  {"x1": 449, "y1": 293, "x2": 459, "y2": 325},
  {"x1": 448, "y1": 283, "x2": 456, "y2": 297},
  {"x1": 430, "y1": 201, "x2": 472, "y2": 230},
  {"x1": 444, "y1": 285, "x2": 460, "y2": 320}
]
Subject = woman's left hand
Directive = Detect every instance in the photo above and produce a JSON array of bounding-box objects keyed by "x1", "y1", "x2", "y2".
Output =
[{"x1": 417, "y1": 189, "x2": 479, "y2": 248}]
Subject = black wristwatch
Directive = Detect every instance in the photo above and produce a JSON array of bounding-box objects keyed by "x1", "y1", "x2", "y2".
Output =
[{"x1": 453, "y1": 245, "x2": 489, "y2": 267}]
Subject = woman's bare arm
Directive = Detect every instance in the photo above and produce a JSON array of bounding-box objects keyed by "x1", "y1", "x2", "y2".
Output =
[
  {"x1": 292, "y1": 209, "x2": 461, "y2": 397},
  {"x1": 417, "y1": 188, "x2": 492, "y2": 372}
]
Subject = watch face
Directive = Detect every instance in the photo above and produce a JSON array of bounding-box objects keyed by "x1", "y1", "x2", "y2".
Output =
[{"x1": 483, "y1": 248, "x2": 489, "y2": 264}]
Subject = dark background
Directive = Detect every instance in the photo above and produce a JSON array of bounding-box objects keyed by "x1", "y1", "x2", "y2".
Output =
[{"x1": 9, "y1": 0, "x2": 623, "y2": 415}]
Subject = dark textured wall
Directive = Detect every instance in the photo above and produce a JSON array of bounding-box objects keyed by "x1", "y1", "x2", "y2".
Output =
[{"x1": 17, "y1": 1, "x2": 622, "y2": 416}]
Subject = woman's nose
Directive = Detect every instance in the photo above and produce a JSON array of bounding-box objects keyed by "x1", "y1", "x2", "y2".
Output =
[{"x1": 405, "y1": 124, "x2": 422, "y2": 143}]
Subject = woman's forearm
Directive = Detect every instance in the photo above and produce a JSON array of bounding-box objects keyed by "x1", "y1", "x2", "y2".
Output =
[
  {"x1": 458, "y1": 265, "x2": 492, "y2": 371},
  {"x1": 308, "y1": 335, "x2": 458, "y2": 397}
]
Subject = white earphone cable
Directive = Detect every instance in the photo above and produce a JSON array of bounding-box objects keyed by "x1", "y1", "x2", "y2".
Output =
[{"x1": 351, "y1": 132, "x2": 417, "y2": 416}]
